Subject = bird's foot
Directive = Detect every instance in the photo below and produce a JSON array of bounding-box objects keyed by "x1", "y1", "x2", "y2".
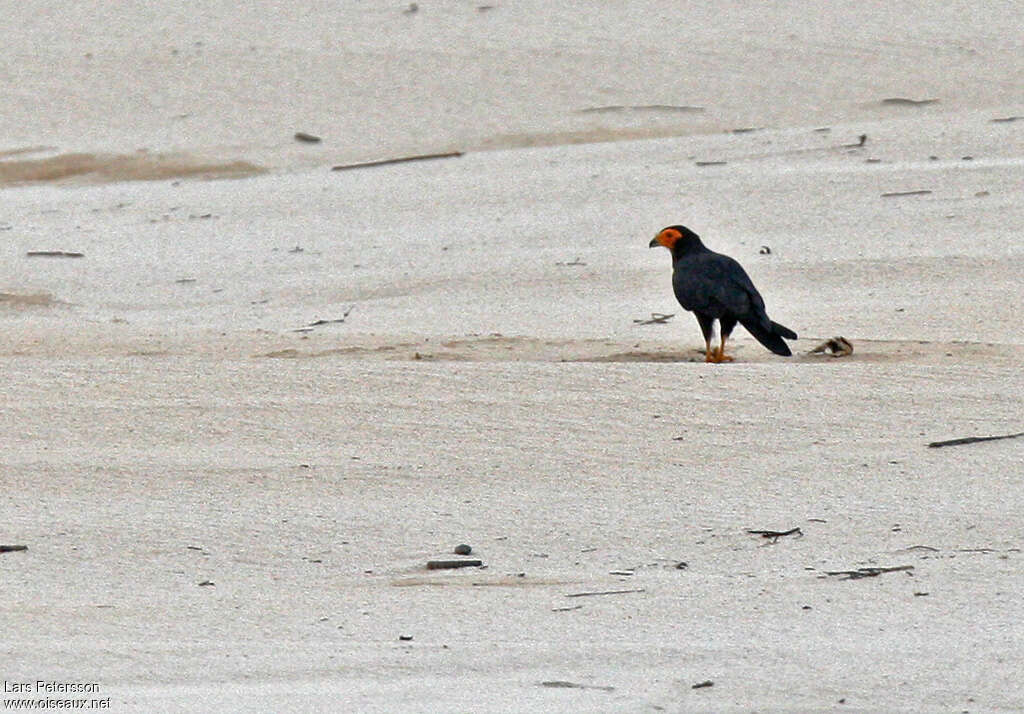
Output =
[{"x1": 706, "y1": 347, "x2": 734, "y2": 363}]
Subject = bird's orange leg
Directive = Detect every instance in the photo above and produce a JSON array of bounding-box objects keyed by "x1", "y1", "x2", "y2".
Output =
[
  {"x1": 704, "y1": 338, "x2": 716, "y2": 363},
  {"x1": 715, "y1": 334, "x2": 734, "y2": 363}
]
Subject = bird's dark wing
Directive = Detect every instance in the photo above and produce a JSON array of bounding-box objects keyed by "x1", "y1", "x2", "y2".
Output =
[{"x1": 672, "y1": 253, "x2": 769, "y2": 328}]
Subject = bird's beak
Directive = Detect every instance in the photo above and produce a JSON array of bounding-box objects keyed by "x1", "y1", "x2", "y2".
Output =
[{"x1": 649, "y1": 236, "x2": 661, "y2": 248}]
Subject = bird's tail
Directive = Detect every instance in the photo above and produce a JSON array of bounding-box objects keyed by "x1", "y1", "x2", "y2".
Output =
[
  {"x1": 771, "y1": 321, "x2": 797, "y2": 340},
  {"x1": 740, "y1": 318, "x2": 797, "y2": 356}
]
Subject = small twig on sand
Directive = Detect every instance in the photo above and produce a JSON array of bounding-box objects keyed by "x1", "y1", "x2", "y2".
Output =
[
  {"x1": 331, "y1": 151, "x2": 463, "y2": 171},
  {"x1": 633, "y1": 312, "x2": 675, "y2": 325},
  {"x1": 26, "y1": 251, "x2": 84, "y2": 258},
  {"x1": 747, "y1": 527, "x2": 802, "y2": 542},
  {"x1": 881, "y1": 189, "x2": 932, "y2": 198},
  {"x1": 305, "y1": 306, "x2": 354, "y2": 328},
  {"x1": 881, "y1": 97, "x2": 938, "y2": 106},
  {"x1": 928, "y1": 431, "x2": 1024, "y2": 449},
  {"x1": 565, "y1": 588, "x2": 645, "y2": 598},
  {"x1": 552, "y1": 605, "x2": 583, "y2": 612},
  {"x1": 0, "y1": 545, "x2": 28, "y2": 553},
  {"x1": 826, "y1": 565, "x2": 913, "y2": 580},
  {"x1": 540, "y1": 681, "x2": 615, "y2": 692}
]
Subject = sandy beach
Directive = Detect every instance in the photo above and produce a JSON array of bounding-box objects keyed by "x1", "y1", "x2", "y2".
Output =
[{"x1": 3, "y1": 2, "x2": 1023, "y2": 712}]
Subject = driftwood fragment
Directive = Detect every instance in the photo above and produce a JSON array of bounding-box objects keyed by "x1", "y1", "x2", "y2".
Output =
[
  {"x1": 691, "y1": 680, "x2": 714, "y2": 689},
  {"x1": 426, "y1": 559, "x2": 483, "y2": 570},
  {"x1": 928, "y1": 431, "x2": 1024, "y2": 449},
  {"x1": 331, "y1": 151, "x2": 463, "y2": 171},
  {"x1": 0, "y1": 545, "x2": 28, "y2": 553},
  {"x1": 294, "y1": 132, "x2": 321, "y2": 143}
]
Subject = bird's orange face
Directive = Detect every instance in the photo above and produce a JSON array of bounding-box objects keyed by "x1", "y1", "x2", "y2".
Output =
[{"x1": 649, "y1": 226, "x2": 683, "y2": 250}]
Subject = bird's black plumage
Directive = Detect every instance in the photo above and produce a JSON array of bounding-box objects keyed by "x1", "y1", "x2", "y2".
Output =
[{"x1": 649, "y1": 225, "x2": 796, "y2": 361}]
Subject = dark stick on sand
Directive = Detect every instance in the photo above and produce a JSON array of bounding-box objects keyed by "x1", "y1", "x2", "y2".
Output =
[
  {"x1": 881, "y1": 190, "x2": 932, "y2": 197},
  {"x1": 826, "y1": 565, "x2": 913, "y2": 580},
  {"x1": 26, "y1": 251, "x2": 84, "y2": 258},
  {"x1": 928, "y1": 431, "x2": 1024, "y2": 449},
  {"x1": 747, "y1": 527, "x2": 802, "y2": 541},
  {"x1": 426, "y1": 559, "x2": 483, "y2": 570},
  {"x1": 540, "y1": 680, "x2": 615, "y2": 691},
  {"x1": 881, "y1": 97, "x2": 938, "y2": 106},
  {"x1": 332, "y1": 151, "x2": 463, "y2": 171},
  {"x1": 566, "y1": 588, "x2": 645, "y2": 598},
  {"x1": 633, "y1": 312, "x2": 675, "y2": 325},
  {"x1": 0, "y1": 545, "x2": 28, "y2": 553},
  {"x1": 305, "y1": 306, "x2": 353, "y2": 328}
]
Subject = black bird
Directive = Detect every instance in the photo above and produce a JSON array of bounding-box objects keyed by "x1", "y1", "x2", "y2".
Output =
[{"x1": 649, "y1": 225, "x2": 797, "y2": 362}]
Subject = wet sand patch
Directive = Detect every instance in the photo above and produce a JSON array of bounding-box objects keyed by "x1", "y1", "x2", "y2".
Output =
[
  {"x1": 0, "y1": 291, "x2": 62, "y2": 307},
  {"x1": 258, "y1": 334, "x2": 1024, "y2": 367},
  {"x1": 0, "y1": 151, "x2": 265, "y2": 186}
]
